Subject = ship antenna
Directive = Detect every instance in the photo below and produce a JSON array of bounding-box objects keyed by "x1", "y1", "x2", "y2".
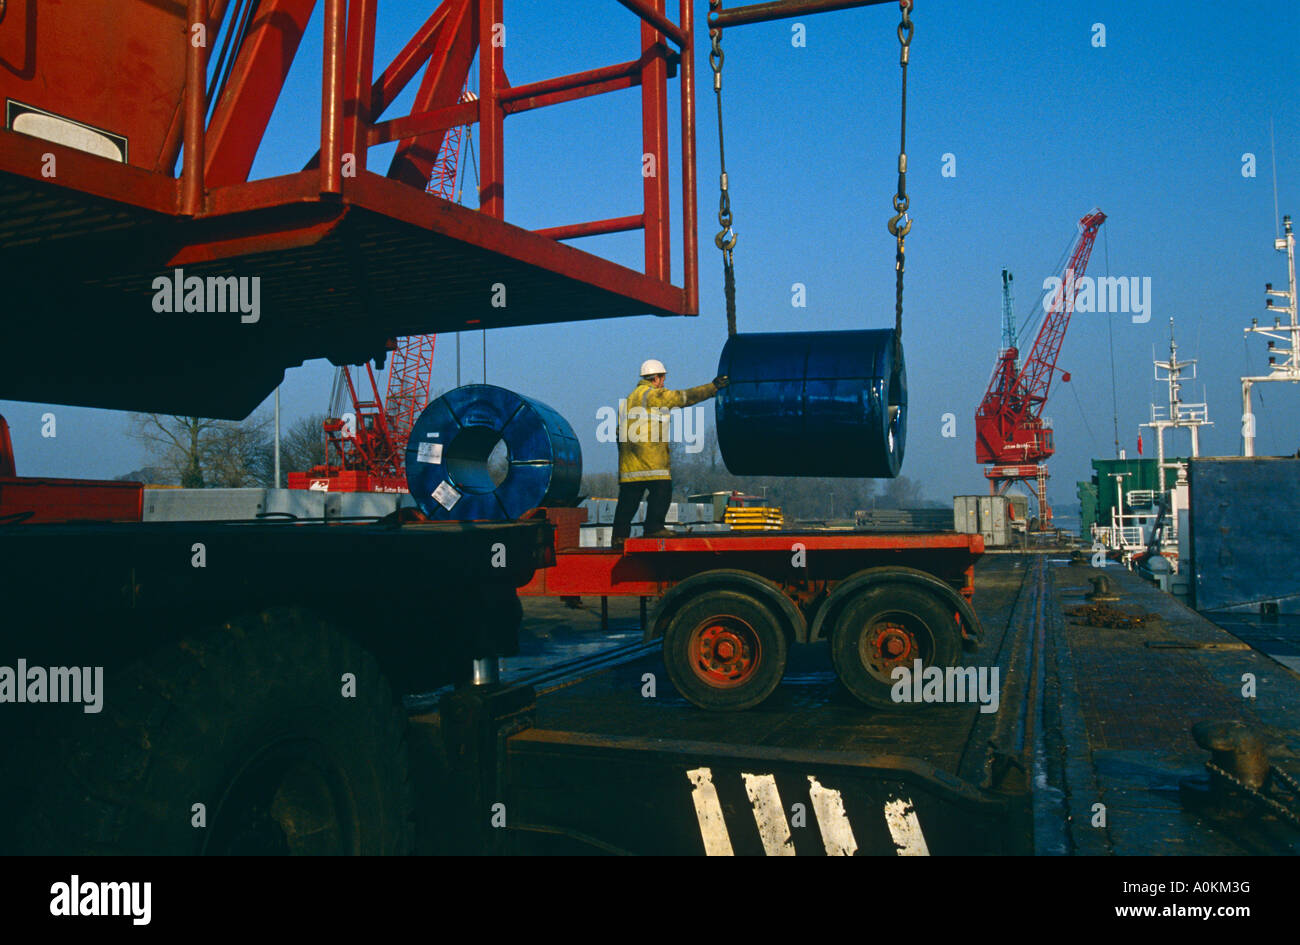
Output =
[{"x1": 1272, "y1": 117, "x2": 1281, "y2": 240}]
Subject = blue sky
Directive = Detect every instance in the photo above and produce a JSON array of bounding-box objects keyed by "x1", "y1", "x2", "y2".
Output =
[{"x1": 5, "y1": 0, "x2": 1299, "y2": 508}]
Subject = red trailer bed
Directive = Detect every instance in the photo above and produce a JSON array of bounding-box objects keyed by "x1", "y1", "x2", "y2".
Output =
[{"x1": 520, "y1": 527, "x2": 985, "y2": 712}]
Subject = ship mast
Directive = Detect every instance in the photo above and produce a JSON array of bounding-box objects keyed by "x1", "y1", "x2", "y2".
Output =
[
  {"x1": 1142, "y1": 318, "x2": 1211, "y2": 493},
  {"x1": 1242, "y1": 214, "x2": 1299, "y2": 456}
]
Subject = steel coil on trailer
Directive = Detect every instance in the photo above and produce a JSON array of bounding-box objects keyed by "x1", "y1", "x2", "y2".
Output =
[
  {"x1": 405, "y1": 384, "x2": 582, "y2": 520},
  {"x1": 714, "y1": 328, "x2": 906, "y2": 478}
]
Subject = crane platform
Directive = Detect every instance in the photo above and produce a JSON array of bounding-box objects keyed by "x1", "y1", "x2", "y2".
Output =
[{"x1": 0, "y1": 0, "x2": 700, "y2": 418}]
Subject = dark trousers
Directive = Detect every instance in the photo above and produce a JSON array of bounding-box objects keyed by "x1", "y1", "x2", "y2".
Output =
[{"x1": 613, "y1": 480, "x2": 672, "y2": 539}]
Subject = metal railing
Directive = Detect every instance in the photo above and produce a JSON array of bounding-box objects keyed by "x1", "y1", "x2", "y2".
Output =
[{"x1": 181, "y1": 0, "x2": 699, "y2": 311}]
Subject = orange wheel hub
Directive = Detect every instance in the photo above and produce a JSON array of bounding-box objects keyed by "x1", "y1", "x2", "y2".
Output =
[{"x1": 690, "y1": 617, "x2": 761, "y2": 688}]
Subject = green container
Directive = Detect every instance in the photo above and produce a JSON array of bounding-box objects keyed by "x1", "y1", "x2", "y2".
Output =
[
  {"x1": 1076, "y1": 480, "x2": 1099, "y2": 539},
  {"x1": 1087, "y1": 457, "x2": 1185, "y2": 534}
]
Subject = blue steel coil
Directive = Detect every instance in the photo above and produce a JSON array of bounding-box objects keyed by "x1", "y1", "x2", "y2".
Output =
[
  {"x1": 405, "y1": 384, "x2": 582, "y2": 520},
  {"x1": 715, "y1": 329, "x2": 907, "y2": 478}
]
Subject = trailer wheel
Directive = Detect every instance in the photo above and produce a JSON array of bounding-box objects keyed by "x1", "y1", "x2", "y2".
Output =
[
  {"x1": 663, "y1": 590, "x2": 788, "y2": 711},
  {"x1": 19, "y1": 608, "x2": 413, "y2": 855},
  {"x1": 830, "y1": 583, "x2": 961, "y2": 710}
]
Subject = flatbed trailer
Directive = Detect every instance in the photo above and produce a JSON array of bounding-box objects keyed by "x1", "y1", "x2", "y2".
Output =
[
  {"x1": 415, "y1": 550, "x2": 1022, "y2": 855},
  {"x1": 518, "y1": 530, "x2": 986, "y2": 711}
]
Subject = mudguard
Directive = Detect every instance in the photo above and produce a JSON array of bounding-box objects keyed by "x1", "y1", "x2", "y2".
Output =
[
  {"x1": 807, "y1": 566, "x2": 984, "y2": 651},
  {"x1": 647, "y1": 568, "x2": 807, "y2": 643}
]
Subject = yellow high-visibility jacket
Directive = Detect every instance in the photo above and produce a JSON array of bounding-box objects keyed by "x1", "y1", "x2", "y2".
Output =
[{"x1": 618, "y1": 379, "x2": 716, "y2": 483}]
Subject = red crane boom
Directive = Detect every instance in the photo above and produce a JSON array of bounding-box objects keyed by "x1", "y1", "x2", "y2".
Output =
[{"x1": 974, "y1": 209, "x2": 1106, "y2": 525}]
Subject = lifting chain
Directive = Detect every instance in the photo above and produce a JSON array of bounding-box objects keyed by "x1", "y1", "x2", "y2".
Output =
[
  {"x1": 709, "y1": 0, "x2": 738, "y2": 337},
  {"x1": 887, "y1": 0, "x2": 913, "y2": 353},
  {"x1": 1206, "y1": 760, "x2": 1300, "y2": 829},
  {"x1": 710, "y1": 1, "x2": 913, "y2": 344}
]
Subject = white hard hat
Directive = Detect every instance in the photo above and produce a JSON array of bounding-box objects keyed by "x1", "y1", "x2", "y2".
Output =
[{"x1": 640, "y1": 359, "x2": 667, "y2": 377}]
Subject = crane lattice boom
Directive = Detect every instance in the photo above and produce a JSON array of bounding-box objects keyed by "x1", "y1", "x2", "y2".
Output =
[{"x1": 975, "y1": 209, "x2": 1106, "y2": 466}]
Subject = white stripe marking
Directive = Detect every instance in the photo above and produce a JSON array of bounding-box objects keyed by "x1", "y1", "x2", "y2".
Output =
[
  {"x1": 686, "y1": 767, "x2": 734, "y2": 856},
  {"x1": 883, "y1": 796, "x2": 930, "y2": 855},
  {"x1": 621, "y1": 469, "x2": 671, "y2": 480},
  {"x1": 807, "y1": 776, "x2": 858, "y2": 856},
  {"x1": 742, "y1": 773, "x2": 795, "y2": 856}
]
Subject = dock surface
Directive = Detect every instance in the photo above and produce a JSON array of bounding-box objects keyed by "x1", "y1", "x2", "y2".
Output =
[{"x1": 421, "y1": 552, "x2": 1300, "y2": 855}]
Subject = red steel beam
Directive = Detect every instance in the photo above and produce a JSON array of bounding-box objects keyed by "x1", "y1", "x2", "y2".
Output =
[
  {"x1": 709, "y1": 0, "x2": 896, "y2": 30},
  {"x1": 614, "y1": 0, "x2": 688, "y2": 48},
  {"x1": 534, "y1": 215, "x2": 645, "y2": 242},
  {"x1": 678, "y1": 0, "x2": 698, "y2": 314},
  {"x1": 388, "y1": 0, "x2": 477, "y2": 188},
  {"x1": 302, "y1": 0, "x2": 463, "y2": 171},
  {"x1": 370, "y1": 101, "x2": 478, "y2": 147},
  {"x1": 204, "y1": 0, "x2": 317, "y2": 188},
  {"x1": 159, "y1": 0, "x2": 231, "y2": 174},
  {"x1": 339, "y1": 0, "x2": 376, "y2": 180},
  {"x1": 370, "y1": 2, "x2": 458, "y2": 117},
  {"x1": 498, "y1": 59, "x2": 642, "y2": 105},
  {"x1": 0, "y1": 131, "x2": 179, "y2": 214},
  {"x1": 640, "y1": 0, "x2": 671, "y2": 282},
  {"x1": 502, "y1": 74, "x2": 641, "y2": 116},
  {"x1": 350, "y1": 172, "x2": 686, "y2": 313},
  {"x1": 182, "y1": 0, "x2": 209, "y2": 215},
  {"x1": 321, "y1": 0, "x2": 347, "y2": 193},
  {"x1": 477, "y1": 0, "x2": 504, "y2": 217}
]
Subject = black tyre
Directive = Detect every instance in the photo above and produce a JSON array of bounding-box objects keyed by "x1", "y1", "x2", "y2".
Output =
[
  {"x1": 662, "y1": 589, "x2": 788, "y2": 711},
  {"x1": 830, "y1": 583, "x2": 961, "y2": 710},
  {"x1": 18, "y1": 607, "x2": 413, "y2": 855}
]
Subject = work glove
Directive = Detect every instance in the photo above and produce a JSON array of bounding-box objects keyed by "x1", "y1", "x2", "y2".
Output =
[{"x1": 712, "y1": 375, "x2": 729, "y2": 390}]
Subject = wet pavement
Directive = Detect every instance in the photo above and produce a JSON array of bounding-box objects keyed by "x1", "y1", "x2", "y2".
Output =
[{"x1": 510, "y1": 596, "x2": 645, "y2": 679}]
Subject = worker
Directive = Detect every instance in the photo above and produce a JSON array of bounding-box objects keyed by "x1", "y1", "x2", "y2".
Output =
[{"x1": 613, "y1": 359, "x2": 728, "y2": 544}]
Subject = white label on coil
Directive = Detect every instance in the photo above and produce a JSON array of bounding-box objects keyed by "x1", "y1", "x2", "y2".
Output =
[
  {"x1": 431, "y1": 480, "x2": 460, "y2": 510},
  {"x1": 417, "y1": 441, "x2": 444, "y2": 464}
]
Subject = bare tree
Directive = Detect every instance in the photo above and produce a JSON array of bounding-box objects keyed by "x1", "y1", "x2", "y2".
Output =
[
  {"x1": 878, "y1": 475, "x2": 926, "y2": 509},
  {"x1": 205, "y1": 414, "x2": 274, "y2": 487},
  {"x1": 127, "y1": 414, "x2": 221, "y2": 488},
  {"x1": 280, "y1": 413, "x2": 329, "y2": 477},
  {"x1": 128, "y1": 413, "x2": 274, "y2": 488},
  {"x1": 580, "y1": 471, "x2": 619, "y2": 499}
]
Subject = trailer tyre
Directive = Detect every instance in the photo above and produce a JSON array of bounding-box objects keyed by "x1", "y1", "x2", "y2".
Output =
[
  {"x1": 663, "y1": 590, "x2": 788, "y2": 711},
  {"x1": 19, "y1": 608, "x2": 413, "y2": 855},
  {"x1": 830, "y1": 583, "x2": 961, "y2": 710}
]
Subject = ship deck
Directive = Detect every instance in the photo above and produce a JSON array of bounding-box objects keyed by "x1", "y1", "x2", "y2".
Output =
[{"x1": 427, "y1": 553, "x2": 1300, "y2": 854}]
